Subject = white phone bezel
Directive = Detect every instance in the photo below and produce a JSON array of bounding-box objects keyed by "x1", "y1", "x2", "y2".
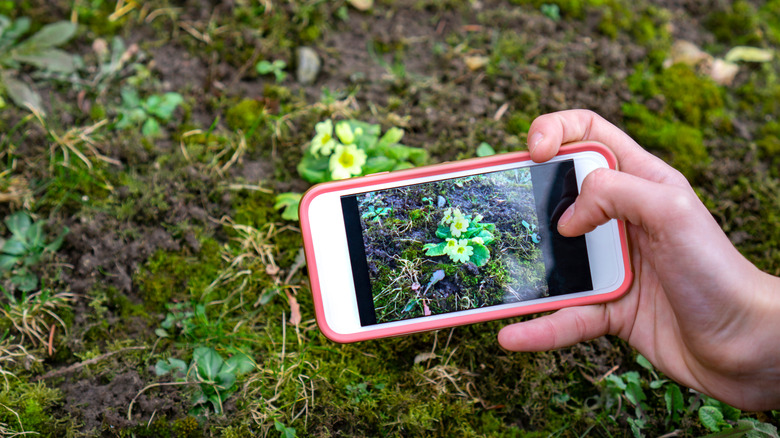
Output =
[{"x1": 304, "y1": 151, "x2": 625, "y2": 337}]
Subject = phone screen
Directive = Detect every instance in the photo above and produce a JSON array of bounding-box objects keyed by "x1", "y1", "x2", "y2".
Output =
[{"x1": 341, "y1": 160, "x2": 593, "y2": 327}]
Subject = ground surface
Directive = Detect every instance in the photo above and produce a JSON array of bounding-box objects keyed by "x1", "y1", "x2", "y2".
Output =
[{"x1": 0, "y1": 0, "x2": 779, "y2": 437}]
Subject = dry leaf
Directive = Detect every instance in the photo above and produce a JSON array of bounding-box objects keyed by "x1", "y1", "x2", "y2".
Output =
[
  {"x1": 414, "y1": 352, "x2": 437, "y2": 364},
  {"x1": 664, "y1": 40, "x2": 711, "y2": 69},
  {"x1": 464, "y1": 56, "x2": 489, "y2": 71},
  {"x1": 422, "y1": 300, "x2": 432, "y2": 316},
  {"x1": 286, "y1": 290, "x2": 301, "y2": 326}
]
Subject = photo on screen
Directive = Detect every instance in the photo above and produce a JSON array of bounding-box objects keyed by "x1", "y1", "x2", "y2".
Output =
[{"x1": 354, "y1": 167, "x2": 548, "y2": 325}]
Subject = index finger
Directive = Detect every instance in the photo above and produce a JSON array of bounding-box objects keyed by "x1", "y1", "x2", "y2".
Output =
[{"x1": 528, "y1": 110, "x2": 687, "y2": 186}]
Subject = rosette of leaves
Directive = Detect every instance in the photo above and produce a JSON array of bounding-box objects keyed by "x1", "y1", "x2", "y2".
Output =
[
  {"x1": 155, "y1": 347, "x2": 255, "y2": 416},
  {"x1": 423, "y1": 208, "x2": 495, "y2": 267},
  {"x1": 0, "y1": 15, "x2": 79, "y2": 112},
  {"x1": 297, "y1": 119, "x2": 428, "y2": 183},
  {"x1": 115, "y1": 87, "x2": 184, "y2": 136},
  {"x1": 0, "y1": 211, "x2": 68, "y2": 292}
]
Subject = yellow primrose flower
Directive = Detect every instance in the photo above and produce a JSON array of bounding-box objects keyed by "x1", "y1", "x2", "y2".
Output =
[
  {"x1": 450, "y1": 215, "x2": 469, "y2": 237},
  {"x1": 311, "y1": 120, "x2": 336, "y2": 156},
  {"x1": 335, "y1": 121, "x2": 355, "y2": 145},
  {"x1": 450, "y1": 239, "x2": 474, "y2": 264},
  {"x1": 470, "y1": 236, "x2": 484, "y2": 245},
  {"x1": 330, "y1": 144, "x2": 367, "y2": 180},
  {"x1": 442, "y1": 207, "x2": 454, "y2": 224},
  {"x1": 443, "y1": 238, "x2": 458, "y2": 257}
]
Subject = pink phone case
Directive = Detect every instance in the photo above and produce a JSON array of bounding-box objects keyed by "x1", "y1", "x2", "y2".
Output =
[{"x1": 299, "y1": 142, "x2": 633, "y2": 343}]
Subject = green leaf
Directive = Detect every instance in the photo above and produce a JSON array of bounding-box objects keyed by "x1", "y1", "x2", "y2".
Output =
[
  {"x1": 256, "y1": 60, "x2": 274, "y2": 74},
  {"x1": 215, "y1": 370, "x2": 236, "y2": 391},
  {"x1": 635, "y1": 354, "x2": 653, "y2": 371},
  {"x1": 0, "y1": 254, "x2": 18, "y2": 270},
  {"x1": 120, "y1": 87, "x2": 141, "y2": 108},
  {"x1": 699, "y1": 405, "x2": 725, "y2": 432},
  {"x1": 274, "y1": 193, "x2": 302, "y2": 221},
  {"x1": 223, "y1": 353, "x2": 255, "y2": 375},
  {"x1": 402, "y1": 299, "x2": 418, "y2": 313},
  {"x1": 14, "y1": 48, "x2": 78, "y2": 73},
  {"x1": 2, "y1": 74, "x2": 42, "y2": 112},
  {"x1": 435, "y1": 224, "x2": 452, "y2": 239},
  {"x1": 44, "y1": 227, "x2": 69, "y2": 253},
  {"x1": 423, "y1": 242, "x2": 448, "y2": 257},
  {"x1": 1, "y1": 238, "x2": 26, "y2": 256},
  {"x1": 664, "y1": 384, "x2": 684, "y2": 421},
  {"x1": 469, "y1": 243, "x2": 490, "y2": 266},
  {"x1": 154, "y1": 328, "x2": 169, "y2": 338},
  {"x1": 12, "y1": 271, "x2": 37, "y2": 292},
  {"x1": 476, "y1": 142, "x2": 496, "y2": 157},
  {"x1": 377, "y1": 126, "x2": 404, "y2": 147},
  {"x1": 297, "y1": 152, "x2": 330, "y2": 183},
  {"x1": 476, "y1": 229, "x2": 494, "y2": 245},
  {"x1": 146, "y1": 92, "x2": 183, "y2": 119},
  {"x1": 20, "y1": 21, "x2": 77, "y2": 49},
  {"x1": 362, "y1": 156, "x2": 395, "y2": 175},
  {"x1": 275, "y1": 420, "x2": 297, "y2": 438},
  {"x1": 193, "y1": 347, "x2": 224, "y2": 381},
  {"x1": 142, "y1": 118, "x2": 160, "y2": 137}
]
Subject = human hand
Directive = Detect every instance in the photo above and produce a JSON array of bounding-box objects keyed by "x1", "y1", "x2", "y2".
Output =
[{"x1": 498, "y1": 110, "x2": 780, "y2": 410}]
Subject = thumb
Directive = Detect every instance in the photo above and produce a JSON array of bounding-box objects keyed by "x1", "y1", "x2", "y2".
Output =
[{"x1": 556, "y1": 168, "x2": 703, "y2": 237}]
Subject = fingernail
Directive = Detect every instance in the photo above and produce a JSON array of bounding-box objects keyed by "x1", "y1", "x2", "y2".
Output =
[
  {"x1": 558, "y1": 203, "x2": 575, "y2": 228},
  {"x1": 528, "y1": 132, "x2": 543, "y2": 153}
]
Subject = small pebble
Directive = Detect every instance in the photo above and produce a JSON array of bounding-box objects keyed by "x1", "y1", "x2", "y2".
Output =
[{"x1": 296, "y1": 47, "x2": 321, "y2": 85}]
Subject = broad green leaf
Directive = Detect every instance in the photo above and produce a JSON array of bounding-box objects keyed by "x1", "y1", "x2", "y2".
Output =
[
  {"x1": 476, "y1": 229, "x2": 494, "y2": 244},
  {"x1": 12, "y1": 271, "x2": 37, "y2": 292},
  {"x1": 1, "y1": 17, "x2": 30, "y2": 47},
  {"x1": 402, "y1": 299, "x2": 417, "y2": 313},
  {"x1": 391, "y1": 161, "x2": 414, "y2": 171},
  {"x1": 377, "y1": 126, "x2": 404, "y2": 147},
  {"x1": 297, "y1": 153, "x2": 330, "y2": 183},
  {"x1": 699, "y1": 405, "x2": 725, "y2": 432},
  {"x1": 154, "y1": 359, "x2": 172, "y2": 376},
  {"x1": 5, "y1": 212, "x2": 30, "y2": 238},
  {"x1": 469, "y1": 243, "x2": 490, "y2": 266},
  {"x1": 215, "y1": 370, "x2": 236, "y2": 391},
  {"x1": 2, "y1": 74, "x2": 42, "y2": 112},
  {"x1": 476, "y1": 142, "x2": 495, "y2": 157},
  {"x1": 146, "y1": 92, "x2": 183, "y2": 120},
  {"x1": 435, "y1": 224, "x2": 452, "y2": 239},
  {"x1": 26, "y1": 221, "x2": 44, "y2": 248},
  {"x1": 362, "y1": 156, "x2": 395, "y2": 175},
  {"x1": 274, "y1": 192, "x2": 302, "y2": 221},
  {"x1": 0, "y1": 254, "x2": 18, "y2": 270},
  {"x1": 193, "y1": 347, "x2": 224, "y2": 381},
  {"x1": 423, "y1": 242, "x2": 447, "y2": 257},
  {"x1": 223, "y1": 353, "x2": 255, "y2": 375},
  {"x1": 256, "y1": 60, "x2": 274, "y2": 74},
  {"x1": 14, "y1": 48, "x2": 77, "y2": 72},
  {"x1": 604, "y1": 374, "x2": 626, "y2": 390},
  {"x1": 407, "y1": 148, "x2": 428, "y2": 165},
  {"x1": 120, "y1": 87, "x2": 141, "y2": 108},
  {"x1": 154, "y1": 328, "x2": 169, "y2": 338},
  {"x1": 20, "y1": 21, "x2": 76, "y2": 49},
  {"x1": 142, "y1": 118, "x2": 160, "y2": 137},
  {"x1": 2, "y1": 238, "x2": 26, "y2": 256}
]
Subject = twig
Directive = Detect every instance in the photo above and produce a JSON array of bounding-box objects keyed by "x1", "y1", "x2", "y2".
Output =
[{"x1": 34, "y1": 346, "x2": 147, "y2": 381}]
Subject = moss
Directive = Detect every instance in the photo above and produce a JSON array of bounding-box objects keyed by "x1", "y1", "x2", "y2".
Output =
[
  {"x1": 0, "y1": 380, "x2": 67, "y2": 436},
  {"x1": 704, "y1": 0, "x2": 762, "y2": 45},
  {"x1": 225, "y1": 99, "x2": 266, "y2": 132},
  {"x1": 134, "y1": 237, "x2": 222, "y2": 311},
  {"x1": 622, "y1": 102, "x2": 708, "y2": 178}
]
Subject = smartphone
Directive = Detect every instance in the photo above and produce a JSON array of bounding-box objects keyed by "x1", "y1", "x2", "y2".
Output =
[{"x1": 300, "y1": 142, "x2": 632, "y2": 343}]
